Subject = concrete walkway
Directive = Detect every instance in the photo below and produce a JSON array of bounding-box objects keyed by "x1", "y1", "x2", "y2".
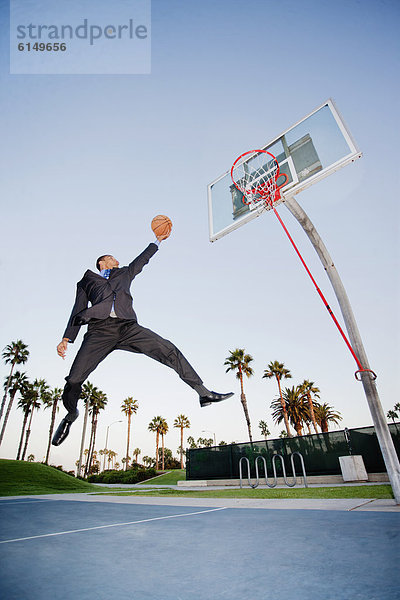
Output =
[{"x1": 1, "y1": 490, "x2": 399, "y2": 512}]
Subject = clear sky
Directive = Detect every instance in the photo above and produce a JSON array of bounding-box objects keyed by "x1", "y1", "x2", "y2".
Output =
[{"x1": 0, "y1": 0, "x2": 399, "y2": 472}]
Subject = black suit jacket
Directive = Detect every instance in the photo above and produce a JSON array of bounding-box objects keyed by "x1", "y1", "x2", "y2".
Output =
[{"x1": 63, "y1": 243, "x2": 158, "y2": 342}]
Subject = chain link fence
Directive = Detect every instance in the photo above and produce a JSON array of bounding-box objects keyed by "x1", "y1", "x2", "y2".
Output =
[{"x1": 186, "y1": 424, "x2": 400, "y2": 480}]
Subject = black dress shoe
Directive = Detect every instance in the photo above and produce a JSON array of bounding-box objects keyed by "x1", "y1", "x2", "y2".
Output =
[
  {"x1": 199, "y1": 391, "x2": 234, "y2": 408},
  {"x1": 52, "y1": 410, "x2": 79, "y2": 446}
]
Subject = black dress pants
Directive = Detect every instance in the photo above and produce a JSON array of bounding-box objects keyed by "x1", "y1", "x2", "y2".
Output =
[{"x1": 62, "y1": 317, "x2": 203, "y2": 412}]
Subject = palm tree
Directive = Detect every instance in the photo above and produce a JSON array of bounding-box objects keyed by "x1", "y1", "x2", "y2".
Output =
[
  {"x1": 107, "y1": 450, "x2": 117, "y2": 469},
  {"x1": 159, "y1": 418, "x2": 168, "y2": 470},
  {"x1": 186, "y1": 435, "x2": 198, "y2": 449},
  {"x1": 270, "y1": 385, "x2": 309, "y2": 436},
  {"x1": 142, "y1": 455, "x2": 153, "y2": 467},
  {"x1": 174, "y1": 414, "x2": 190, "y2": 468},
  {"x1": 0, "y1": 340, "x2": 29, "y2": 424},
  {"x1": 224, "y1": 348, "x2": 254, "y2": 442},
  {"x1": 387, "y1": 409, "x2": 399, "y2": 424},
  {"x1": 85, "y1": 389, "x2": 108, "y2": 476},
  {"x1": 148, "y1": 416, "x2": 163, "y2": 470},
  {"x1": 258, "y1": 419, "x2": 270, "y2": 440},
  {"x1": 16, "y1": 395, "x2": 31, "y2": 460},
  {"x1": 43, "y1": 387, "x2": 63, "y2": 464},
  {"x1": 121, "y1": 456, "x2": 130, "y2": 470},
  {"x1": 77, "y1": 382, "x2": 98, "y2": 477},
  {"x1": 121, "y1": 397, "x2": 139, "y2": 470},
  {"x1": 0, "y1": 371, "x2": 28, "y2": 446},
  {"x1": 21, "y1": 379, "x2": 48, "y2": 460},
  {"x1": 388, "y1": 405, "x2": 400, "y2": 432},
  {"x1": 197, "y1": 437, "x2": 213, "y2": 448},
  {"x1": 314, "y1": 402, "x2": 343, "y2": 433},
  {"x1": 98, "y1": 448, "x2": 105, "y2": 469},
  {"x1": 263, "y1": 361, "x2": 292, "y2": 437},
  {"x1": 299, "y1": 380, "x2": 320, "y2": 434},
  {"x1": 82, "y1": 448, "x2": 89, "y2": 471},
  {"x1": 133, "y1": 448, "x2": 141, "y2": 464}
]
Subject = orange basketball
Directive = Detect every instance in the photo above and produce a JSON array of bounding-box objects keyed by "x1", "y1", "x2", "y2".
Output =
[{"x1": 151, "y1": 215, "x2": 172, "y2": 238}]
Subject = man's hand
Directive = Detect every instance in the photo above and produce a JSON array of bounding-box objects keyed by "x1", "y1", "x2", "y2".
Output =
[
  {"x1": 156, "y1": 231, "x2": 171, "y2": 242},
  {"x1": 57, "y1": 338, "x2": 69, "y2": 359}
]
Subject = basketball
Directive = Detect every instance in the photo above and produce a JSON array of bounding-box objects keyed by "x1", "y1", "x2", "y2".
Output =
[{"x1": 151, "y1": 215, "x2": 172, "y2": 238}]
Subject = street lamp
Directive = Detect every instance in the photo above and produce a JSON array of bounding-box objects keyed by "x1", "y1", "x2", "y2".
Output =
[
  {"x1": 202, "y1": 429, "x2": 216, "y2": 446},
  {"x1": 103, "y1": 420, "x2": 122, "y2": 471}
]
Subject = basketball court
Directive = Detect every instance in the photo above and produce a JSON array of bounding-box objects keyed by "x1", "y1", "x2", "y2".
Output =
[{"x1": 0, "y1": 491, "x2": 399, "y2": 600}]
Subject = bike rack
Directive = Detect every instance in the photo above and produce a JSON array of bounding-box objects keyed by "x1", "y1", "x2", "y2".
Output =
[
  {"x1": 239, "y1": 452, "x2": 308, "y2": 489},
  {"x1": 239, "y1": 457, "x2": 258, "y2": 489}
]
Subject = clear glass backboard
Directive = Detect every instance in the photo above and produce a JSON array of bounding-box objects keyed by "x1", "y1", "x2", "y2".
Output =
[{"x1": 208, "y1": 99, "x2": 362, "y2": 242}]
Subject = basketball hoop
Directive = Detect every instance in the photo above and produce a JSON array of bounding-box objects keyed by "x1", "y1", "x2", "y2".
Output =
[
  {"x1": 230, "y1": 150, "x2": 288, "y2": 210},
  {"x1": 230, "y1": 148, "x2": 377, "y2": 380}
]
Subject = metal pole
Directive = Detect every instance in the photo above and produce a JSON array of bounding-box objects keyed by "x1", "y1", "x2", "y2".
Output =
[
  {"x1": 103, "y1": 420, "x2": 122, "y2": 471},
  {"x1": 284, "y1": 195, "x2": 400, "y2": 503}
]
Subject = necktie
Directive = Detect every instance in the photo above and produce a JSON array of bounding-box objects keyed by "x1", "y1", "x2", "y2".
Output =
[{"x1": 102, "y1": 269, "x2": 116, "y2": 316}]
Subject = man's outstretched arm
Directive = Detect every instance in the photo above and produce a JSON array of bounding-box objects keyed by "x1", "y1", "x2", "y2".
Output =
[{"x1": 127, "y1": 230, "x2": 171, "y2": 280}]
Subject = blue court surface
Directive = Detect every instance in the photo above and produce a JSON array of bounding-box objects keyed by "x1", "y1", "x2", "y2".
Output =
[{"x1": 0, "y1": 496, "x2": 399, "y2": 600}]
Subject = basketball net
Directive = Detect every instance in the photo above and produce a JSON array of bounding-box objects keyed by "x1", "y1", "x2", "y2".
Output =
[
  {"x1": 230, "y1": 149, "x2": 376, "y2": 380},
  {"x1": 230, "y1": 149, "x2": 288, "y2": 210}
]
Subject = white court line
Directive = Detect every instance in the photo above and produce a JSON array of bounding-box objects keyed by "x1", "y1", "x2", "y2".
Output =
[{"x1": 0, "y1": 506, "x2": 228, "y2": 545}]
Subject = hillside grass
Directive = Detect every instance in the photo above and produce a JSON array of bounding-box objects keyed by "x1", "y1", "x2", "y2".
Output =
[
  {"x1": 0, "y1": 459, "x2": 102, "y2": 496},
  {"x1": 138, "y1": 469, "x2": 186, "y2": 485}
]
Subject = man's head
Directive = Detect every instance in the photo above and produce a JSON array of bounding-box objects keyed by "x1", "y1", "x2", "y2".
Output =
[{"x1": 96, "y1": 255, "x2": 120, "y2": 271}]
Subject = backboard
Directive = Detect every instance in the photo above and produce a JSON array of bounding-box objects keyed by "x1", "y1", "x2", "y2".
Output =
[{"x1": 208, "y1": 99, "x2": 362, "y2": 242}]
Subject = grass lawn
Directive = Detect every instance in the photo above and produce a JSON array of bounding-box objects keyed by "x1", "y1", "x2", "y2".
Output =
[
  {"x1": 138, "y1": 469, "x2": 186, "y2": 485},
  {"x1": 0, "y1": 459, "x2": 103, "y2": 496},
  {"x1": 95, "y1": 485, "x2": 394, "y2": 500}
]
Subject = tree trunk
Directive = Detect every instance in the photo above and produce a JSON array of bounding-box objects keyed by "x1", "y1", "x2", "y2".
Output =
[
  {"x1": 155, "y1": 431, "x2": 159, "y2": 470},
  {"x1": 307, "y1": 393, "x2": 319, "y2": 434},
  {"x1": 16, "y1": 410, "x2": 29, "y2": 460},
  {"x1": 161, "y1": 434, "x2": 165, "y2": 470},
  {"x1": 180, "y1": 427, "x2": 184, "y2": 469},
  {"x1": 277, "y1": 376, "x2": 292, "y2": 437},
  {"x1": 84, "y1": 412, "x2": 96, "y2": 477},
  {"x1": 238, "y1": 367, "x2": 253, "y2": 443},
  {"x1": 77, "y1": 400, "x2": 89, "y2": 476},
  {"x1": 240, "y1": 393, "x2": 253, "y2": 443},
  {"x1": 125, "y1": 413, "x2": 131, "y2": 470},
  {"x1": 0, "y1": 390, "x2": 17, "y2": 446},
  {"x1": 89, "y1": 416, "x2": 99, "y2": 473},
  {"x1": 87, "y1": 412, "x2": 98, "y2": 475},
  {"x1": 0, "y1": 362, "x2": 15, "y2": 424},
  {"x1": 45, "y1": 399, "x2": 58, "y2": 464},
  {"x1": 21, "y1": 408, "x2": 35, "y2": 461}
]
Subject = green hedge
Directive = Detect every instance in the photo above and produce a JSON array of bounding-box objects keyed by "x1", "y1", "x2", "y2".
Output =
[{"x1": 87, "y1": 467, "x2": 156, "y2": 484}]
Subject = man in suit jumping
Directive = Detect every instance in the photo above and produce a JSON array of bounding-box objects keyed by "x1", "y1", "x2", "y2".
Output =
[{"x1": 52, "y1": 221, "x2": 233, "y2": 446}]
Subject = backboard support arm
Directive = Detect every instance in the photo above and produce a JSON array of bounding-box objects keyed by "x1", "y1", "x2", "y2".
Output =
[{"x1": 284, "y1": 195, "x2": 400, "y2": 504}]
